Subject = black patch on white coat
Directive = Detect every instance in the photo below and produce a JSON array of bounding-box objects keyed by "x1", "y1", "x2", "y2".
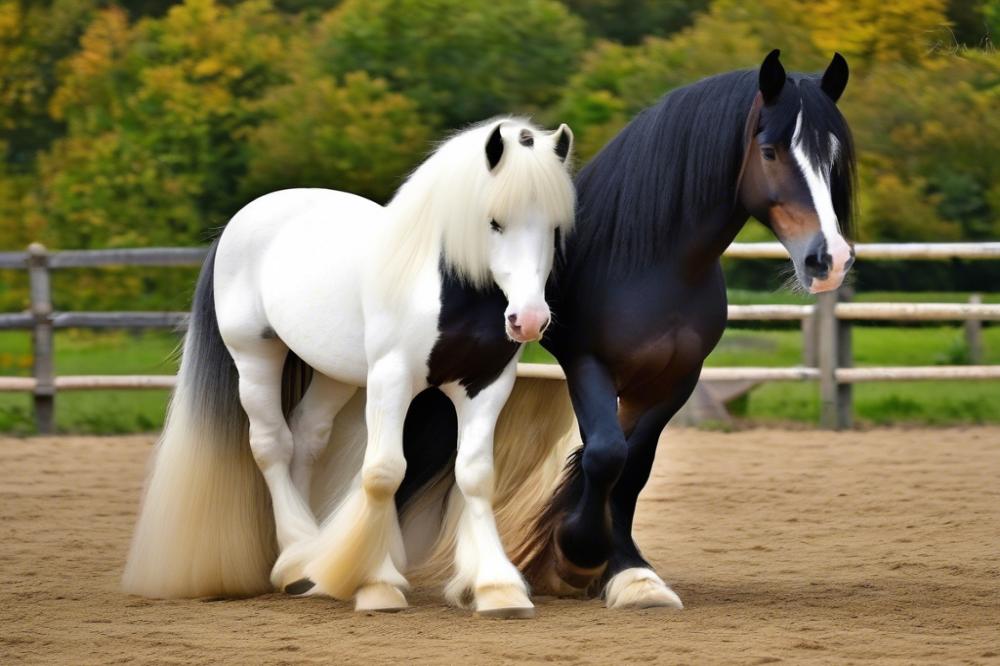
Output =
[
  {"x1": 425, "y1": 266, "x2": 520, "y2": 399},
  {"x1": 555, "y1": 128, "x2": 571, "y2": 161},
  {"x1": 486, "y1": 124, "x2": 505, "y2": 171}
]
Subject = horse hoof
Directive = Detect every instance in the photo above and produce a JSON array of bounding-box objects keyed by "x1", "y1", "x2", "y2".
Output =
[
  {"x1": 284, "y1": 578, "x2": 315, "y2": 596},
  {"x1": 355, "y1": 583, "x2": 408, "y2": 613},
  {"x1": 271, "y1": 542, "x2": 312, "y2": 592},
  {"x1": 474, "y1": 584, "x2": 535, "y2": 619},
  {"x1": 605, "y1": 568, "x2": 683, "y2": 610}
]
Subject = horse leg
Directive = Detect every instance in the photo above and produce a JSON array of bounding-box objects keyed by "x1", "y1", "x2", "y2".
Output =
[
  {"x1": 300, "y1": 353, "x2": 413, "y2": 610},
  {"x1": 603, "y1": 373, "x2": 699, "y2": 609},
  {"x1": 548, "y1": 356, "x2": 627, "y2": 589},
  {"x1": 446, "y1": 365, "x2": 533, "y2": 618},
  {"x1": 229, "y1": 340, "x2": 318, "y2": 555},
  {"x1": 288, "y1": 373, "x2": 357, "y2": 503}
]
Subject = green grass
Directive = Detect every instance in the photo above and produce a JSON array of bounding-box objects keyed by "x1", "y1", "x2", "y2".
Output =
[
  {"x1": 1, "y1": 300, "x2": 998, "y2": 432},
  {"x1": 705, "y1": 326, "x2": 1000, "y2": 425},
  {"x1": 525, "y1": 319, "x2": 1000, "y2": 427},
  {"x1": 0, "y1": 330, "x2": 179, "y2": 435}
]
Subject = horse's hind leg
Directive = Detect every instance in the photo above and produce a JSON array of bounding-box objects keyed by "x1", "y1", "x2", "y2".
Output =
[
  {"x1": 288, "y1": 373, "x2": 357, "y2": 502},
  {"x1": 228, "y1": 339, "x2": 318, "y2": 554}
]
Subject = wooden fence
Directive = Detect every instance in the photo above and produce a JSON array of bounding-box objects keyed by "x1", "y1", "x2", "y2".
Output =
[{"x1": 1, "y1": 242, "x2": 999, "y2": 432}]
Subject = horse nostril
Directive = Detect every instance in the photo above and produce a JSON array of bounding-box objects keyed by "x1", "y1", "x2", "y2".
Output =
[
  {"x1": 804, "y1": 250, "x2": 830, "y2": 278},
  {"x1": 507, "y1": 313, "x2": 518, "y2": 326}
]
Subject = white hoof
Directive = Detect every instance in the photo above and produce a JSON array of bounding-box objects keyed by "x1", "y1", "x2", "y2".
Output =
[
  {"x1": 355, "y1": 583, "x2": 408, "y2": 613},
  {"x1": 605, "y1": 568, "x2": 683, "y2": 610},
  {"x1": 474, "y1": 584, "x2": 535, "y2": 619}
]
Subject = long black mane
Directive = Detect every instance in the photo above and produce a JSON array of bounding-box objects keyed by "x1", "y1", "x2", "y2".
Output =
[{"x1": 562, "y1": 69, "x2": 856, "y2": 279}]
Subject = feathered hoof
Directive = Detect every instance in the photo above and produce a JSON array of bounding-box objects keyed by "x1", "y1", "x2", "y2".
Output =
[
  {"x1": 605, "y1": 568, "x2": 683, "y2": 610},
  {"x1": 474, "y1": 584, "x2": 535, "y2": 619},
  {"x1": 270, "y1": 543, "x2": 312, "y2": 593},
  {"x1": 355, "y1": 583, "x2": 408, "y2": 613}
]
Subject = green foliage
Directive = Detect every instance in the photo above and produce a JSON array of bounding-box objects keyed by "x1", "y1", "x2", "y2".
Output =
[
  {"x1": 242, "y1": 71, "x2": 431, "y2": 203},
  {"x1": 0, "y1": 0, "x2": 100, "y2": 168},
  {"x1": 315, "y1": 0, "x2": 587, "y2": 128},
  {"x1": 33, "y1": 1, "x2": 291, "y2": 251},
  {"x1": 844, "y1": 51, "x2": 1000, "y2": 242},
  {"x1": 563, "y1": 0, "x2": 708, "y2": 44}
]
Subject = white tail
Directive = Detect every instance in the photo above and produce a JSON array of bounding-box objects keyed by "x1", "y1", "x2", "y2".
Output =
[{"x1": 122, "y1": 245, "x2": 276, "y2": 598}]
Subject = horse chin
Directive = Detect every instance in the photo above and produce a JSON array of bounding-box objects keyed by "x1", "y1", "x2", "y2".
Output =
[{"x1": 808, "y1": 273, "x2": 846, "y2": 294}]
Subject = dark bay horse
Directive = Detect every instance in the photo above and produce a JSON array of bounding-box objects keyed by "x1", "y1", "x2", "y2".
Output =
[{"x1": 396, "y1": 50, "x2": 857, "y2": 610}]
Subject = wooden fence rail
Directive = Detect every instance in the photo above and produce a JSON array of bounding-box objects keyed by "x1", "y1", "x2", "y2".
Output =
[{"x1": 1, "y1": 242, "x2": 997, "y2": 432}]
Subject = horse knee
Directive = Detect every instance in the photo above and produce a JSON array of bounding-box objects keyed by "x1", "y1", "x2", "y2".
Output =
[
  {"x1": 455, "y1": 451, "x2": 493, "y2": 500},
  {"x1": 361, "y1": 456, "x2": 406, "y2": 501},
  {"x1": 582, "y1": 436, "x2": 628, "y2": 486}
]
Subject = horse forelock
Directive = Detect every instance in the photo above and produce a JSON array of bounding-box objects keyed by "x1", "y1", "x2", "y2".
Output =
[{"x1": 383, "y1": 117, "x2": 576, "y2": 294}]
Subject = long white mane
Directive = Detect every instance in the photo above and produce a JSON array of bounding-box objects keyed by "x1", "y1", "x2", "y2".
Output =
[{"x1": 376, "y1": 117, "x2": 576, "y2": 297}]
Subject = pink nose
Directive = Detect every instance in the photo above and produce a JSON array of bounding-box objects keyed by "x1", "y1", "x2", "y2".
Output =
[{"x1": 507, "y1": 310, "x2": 549, "y2": 341}]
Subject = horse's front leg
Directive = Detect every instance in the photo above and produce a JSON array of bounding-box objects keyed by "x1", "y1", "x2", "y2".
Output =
[
  {"x1": 552, "y1": 356, "x2": 627, "y2": 589},
  {"x1": 603, "y1": 372, "x2": 699, "y2": 610},
  {"x1": 444, "y1": 362, "x2": 533, "y2": 618},
  {"x1": 295, "y1": 353, "x2": 415, "y2": 611}
]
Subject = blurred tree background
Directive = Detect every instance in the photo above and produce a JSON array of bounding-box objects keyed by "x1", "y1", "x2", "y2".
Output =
[{"x1": 1, "y1": 0, "x2": 998, "y2": 308}]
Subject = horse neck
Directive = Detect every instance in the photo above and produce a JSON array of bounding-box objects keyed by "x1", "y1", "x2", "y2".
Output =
[{"x1": 675, "y1": 204, "x2": 751, "y2": 281}]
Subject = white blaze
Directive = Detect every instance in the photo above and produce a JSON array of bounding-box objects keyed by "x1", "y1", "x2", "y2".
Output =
[{"x1": 791, "y1": 109, "x2": 852, "y2": 292}]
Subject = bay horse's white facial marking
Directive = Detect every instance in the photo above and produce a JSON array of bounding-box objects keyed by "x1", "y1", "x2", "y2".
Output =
[{"x1": 791, "y1": 110, "x2": 852, "y2": 293}]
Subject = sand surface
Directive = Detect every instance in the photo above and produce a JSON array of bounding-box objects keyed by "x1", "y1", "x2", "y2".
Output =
[{"x1": 1, "y1": 428, "x2": 998, "y2": 665}]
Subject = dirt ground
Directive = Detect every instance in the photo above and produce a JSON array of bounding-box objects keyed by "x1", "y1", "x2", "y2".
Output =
[{"x1": 1, "y1": 428, "x2": 998, "y2": 665}]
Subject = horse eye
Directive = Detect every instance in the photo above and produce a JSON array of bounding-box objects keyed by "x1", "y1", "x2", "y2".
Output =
[
  {"x1": 761, "y1": 146, "x2": 777, "y2": 161},
  {"x1": 490, "y1": 219, "x2": 503, "y2": 233}
]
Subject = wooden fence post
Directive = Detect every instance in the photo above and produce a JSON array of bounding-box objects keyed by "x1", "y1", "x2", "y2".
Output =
[
  {"x1": 28, "y1": 243, "x2": 55, "y2": 434},
  {"x1": 817, "y1": 287, "x2": 852, "y2": 429},
  {"x1": 836, "y1": 287, "x2": 854, "y2": 429},
  {"x1": 965, "y1": 293, "x2": 983, "y2": 364},
  {"x1": 802, "y1": 310, "x2": 818, "y2": 367}
]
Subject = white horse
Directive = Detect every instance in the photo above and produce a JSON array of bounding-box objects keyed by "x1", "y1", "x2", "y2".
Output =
[{"x1": 122, "y1": 118, "x2": 575, "y2": 618}]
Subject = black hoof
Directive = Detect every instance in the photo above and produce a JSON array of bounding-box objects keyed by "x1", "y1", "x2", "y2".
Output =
[{"x1": 285, "y1": 578, "x2": 315, "y2": 596}]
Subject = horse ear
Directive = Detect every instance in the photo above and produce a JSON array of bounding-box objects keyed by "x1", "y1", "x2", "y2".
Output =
[
  {"x1": 486, "y1": 123, "x2": 504, "y2": 171},
  {"x1": 758, "y1": 49, "x2": 785, "y2": 104},
  {"x1": 553, "y1": 123, "x2": 573, "y2": 162},
  {"x1": 821, "y1": 52, "x2": 849, "y2": 103}
]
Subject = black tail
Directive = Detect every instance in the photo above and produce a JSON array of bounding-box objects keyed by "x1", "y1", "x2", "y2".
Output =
[{"x1": 183, "y1": 240, "x2": 248, "y2": 447}]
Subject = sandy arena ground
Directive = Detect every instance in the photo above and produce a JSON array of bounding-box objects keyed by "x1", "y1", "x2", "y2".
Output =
[{"x1": 1, "y1": 427, "x2": 998, "y2": 665}]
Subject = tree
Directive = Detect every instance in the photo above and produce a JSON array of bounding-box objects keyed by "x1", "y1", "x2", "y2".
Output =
[
  {"x1": 0, "y1": 0, "x2": 100, "y2": 169},
  {"x1": 36, "y1": 0, "x2": 291, "y2": 250},
  {"x1": 803, "y1": 0, "x2": 951, "y2": 66},
  {"x1": 314, "y1": 0, "x2": 586, "y2": 129},
  {"x1": 242, "y1": 71, "x2": 431, "y2": 204},
  {"x1": 843, "y1": 50, "x2": 1000, "y2": 241},
  {"x1": 562, "y1": 0, "x2": 708, "y2": 44}
]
